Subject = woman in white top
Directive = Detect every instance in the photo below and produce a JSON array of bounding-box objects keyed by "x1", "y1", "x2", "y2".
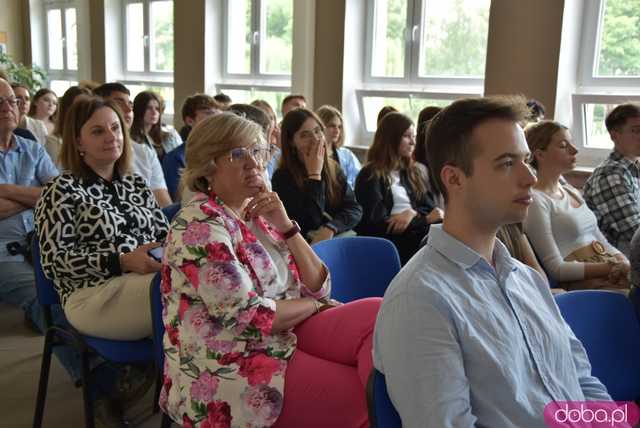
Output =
[
  {"x1": 524, "y1": 120, "x2": 629, "y2": 290},
  {"x1": 130, "y1": 90, "x2": 182, "y2": 161},
  {"x1": 29, "y1": 88, "x2": 58, "y2": 134}
]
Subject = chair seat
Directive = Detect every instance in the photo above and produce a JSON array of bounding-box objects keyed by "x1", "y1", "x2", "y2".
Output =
[{"x1": 84, "y1": 336, "x2": 154, "y2": 363}]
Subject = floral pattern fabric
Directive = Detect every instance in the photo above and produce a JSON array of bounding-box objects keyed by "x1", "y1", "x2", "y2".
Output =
[{"x1": 160, "y1": 193, "x2": 330, "y2": 427}]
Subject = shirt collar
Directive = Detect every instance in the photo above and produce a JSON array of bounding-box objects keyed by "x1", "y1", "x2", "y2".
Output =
[
  {"x1": 6, "y1": 134, "x2": 23, "y2": 153},
  {"x1": 610, "y1": 150, "x2": 640, "y2": 170},
  {"x1": 84, "y1": 167, "x2": 122, "y2": 185},
  {"x1": 427, "y1": 224, "x2": 517, "y2": 276}
]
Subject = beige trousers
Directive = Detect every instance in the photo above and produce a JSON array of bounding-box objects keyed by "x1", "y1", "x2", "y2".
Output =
[{"x1": 63, "y1": 272, "x2": 155, "y2": 341}]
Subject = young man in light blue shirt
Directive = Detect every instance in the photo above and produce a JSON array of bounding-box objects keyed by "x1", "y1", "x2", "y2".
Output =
[{"x1": 373, "y1": 96, "x2": 611, "y2": 427}]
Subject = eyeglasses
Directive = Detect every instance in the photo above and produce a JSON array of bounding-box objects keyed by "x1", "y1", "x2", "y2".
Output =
[
  {"x1": 298, "y1": 126, "x2": 324, "y2": 142},
  {"x1": 0, "y1": 96, "x2": 18, "y2": 108},
  {"x1": 228, "y1": 145, "x2": 270, "y2": 165}
]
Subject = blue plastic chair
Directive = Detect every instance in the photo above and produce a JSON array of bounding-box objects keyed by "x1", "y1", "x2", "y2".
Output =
[
  {"x1": 555, "y1": 290, "x2": 640, "y2": 401},
  {"x1": 366, "y1": 369, "x2": 401, "y2": 428},
  {"x1": 162, "y1": 202, "x2": 181, "y2": 223},
  {"x1": 32, "y1": 237, "x2": 155, "y2": 428},
  {"x1": 150, "y1": 272, "x2": 173, "y2": 428},
  {"x1": 311, "y1": 236, "x2": 401, "y2": 303}
]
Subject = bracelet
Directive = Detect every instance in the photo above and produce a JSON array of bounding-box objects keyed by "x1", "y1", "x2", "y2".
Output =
[
  {"x1": 282, "y1": 220, "x2": 301, "y2": 240},
  {"x1": 307, "y1": 173, "x2": 321, "y2": 179}
]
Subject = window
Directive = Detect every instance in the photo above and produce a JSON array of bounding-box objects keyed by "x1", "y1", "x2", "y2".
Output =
[
  {"x1": 215, "y1": 85, "x2": 288, "y2": 119},
  {"x1": 223, "y1": 0, "x2": 293, "y2": 85},
  {"x1": 122, "y1": 0, "x2": 174, "y2": 112},
  {"x1": 572, "y1": 0, "x2": 640, "y2": 165},
  {"x1": 44, "y1": 1, "x2": 78, "y2": 91},
  {"x1": 357, "y1": 0, "x2": 490, "y2": 141}
]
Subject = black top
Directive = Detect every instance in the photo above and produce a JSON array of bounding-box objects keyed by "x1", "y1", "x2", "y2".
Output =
[
  {"x1": 354, "y1": 164, "x2": 438, "y2": 237},
  {"x1": 34, "y1": 170, "x2": 168, "y2": 304},
  {"x1": 271, "y1": 167, "x2": 362, "y2": 239}
]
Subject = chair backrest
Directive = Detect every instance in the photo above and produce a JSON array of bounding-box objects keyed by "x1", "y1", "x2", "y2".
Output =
[
  {"x1": 149, "y1": 272, "x2": 165, "y2": 369},
  {"x1": 366, "y1": 369, "x2": 401, "y2": 428},
  {"x1": 31, "y1": 235, "x2": 61, "y2": 307},
  {"x1": 162, "y1": 203, "x2": 181, "y2": 223},
  {"x1": 555, "y1": 290, "x2": 640, "y2": 401},
  {"x1": 312, "y1": 236, "x2": 401, "y2": 303}
]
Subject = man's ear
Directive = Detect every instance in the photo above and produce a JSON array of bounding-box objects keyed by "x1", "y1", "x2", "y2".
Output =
[
  {"x1": 609, "y1": 129, "x2": 621, "y2": 146},
  {"x1": 440, "y1": 164, "x2": 465, "y2": 197}
]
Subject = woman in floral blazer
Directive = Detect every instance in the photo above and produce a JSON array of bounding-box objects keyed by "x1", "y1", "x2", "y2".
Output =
[{"x1": 160, "y1": 113, "x2": 381, "y2": 428}]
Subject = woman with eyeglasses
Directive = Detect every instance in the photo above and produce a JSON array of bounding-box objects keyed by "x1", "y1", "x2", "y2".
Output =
[
  {"x1": 160, "y1": 112, "x2": 380, "y2": 427},
  {"x1": 271, "y1": 108, "x2": 362, "y2": 244},
  {"x1": 355, "y1": 112, "x2": 443, "y2": 265},
  {"x1": 29, "y1": 88, "x2": 58, "y2": 135},
  {"x1": 523, "y1": 120, "x2": 629, "y2": 290},
  {"x1": 130, "y1": 90, "x2": 182, "y2": 161}
]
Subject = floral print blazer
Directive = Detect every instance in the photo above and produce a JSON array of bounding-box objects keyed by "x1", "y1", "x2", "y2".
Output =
[{"x1": 160, "y1": 193, "x2": 330, "y2": 428}]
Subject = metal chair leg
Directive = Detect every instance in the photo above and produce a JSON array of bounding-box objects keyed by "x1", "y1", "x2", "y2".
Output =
[
  {"x1": 32, "y1": 329, "x2": 55, "y2": 428},
  {"x1": 80, "y1": 352, "x2": 95, "y2": 428}
]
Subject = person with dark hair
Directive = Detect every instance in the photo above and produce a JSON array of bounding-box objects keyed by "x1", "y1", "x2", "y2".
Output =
[
  {"x1": 414, "y1": 105, "x2": 442, "y2": 167},
  {"x1": 162, "y1": 94, "x2": 221, "y2": 200},
  {"x1": 29, "y1": 88, "x2": 58, "y2": 134},
  {"x1": 11, "y1": 83, "x2": 48, "y2": 144},
  {"x1": 272, "y1": 108, "x2": 362, "y2": 243},
  {"x1": 45, "y1": 85, "x2": 92, "y2": 166},
  {"x1": 213, "y1": 92, "x2": 232, "y2": 109},
  {"x1": 130, "y1": 90, "x2": 181, "y2": 160},
  {"x1": 374, "y1": 96, "x2": 611, "y2": 427},
  {"x1": 583, "y1": 103, "x2": 640, "y2": 256},
  {"x1": 94, "y1": 82, "x2": 172, "y2": 207},
  {"x1": 355, "y1": 112, "x2": 441, "y2": 265},
  {"x1": 526, "y1": 98, "x2": 546, "y2": 123},
  {"x1": 524, "y1": 120, "x2": 629, "y2": 290},
  {"x1": 281, "y1": 94, "x2": 307, "y2": 116},
  {"x1": 376, "y1": 105, "x2": 398, "y2": 126},
  {"x1": 316, "y1": 105, "x2": 361, "y2": 189},
  {"x1": 252, "y1": 99, "x2": 281, "y2": 174}
]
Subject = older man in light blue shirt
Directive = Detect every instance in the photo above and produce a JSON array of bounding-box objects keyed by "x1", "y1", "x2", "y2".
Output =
[{"x1": 373, "y1": 96, "x2": 611, "y2": 427}]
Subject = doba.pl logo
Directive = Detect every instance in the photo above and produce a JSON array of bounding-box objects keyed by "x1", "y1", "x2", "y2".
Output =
[{"x1": 544, "y1": 401, "x2": 640, "y2": 427}]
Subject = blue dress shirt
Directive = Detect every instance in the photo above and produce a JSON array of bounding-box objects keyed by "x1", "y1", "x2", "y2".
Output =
[
  {"x1": 373, "y1": 224, "x2": 610, "y2": 428},
  {"x1": 162, "y1": 143, "x2": 185, "y2": 200},
  {"x1": 0, "y1": 135, "x2": 58, "y2": 261},
  {"x1": 336, "y1": 147, "x2": 361, "y2": 190}
]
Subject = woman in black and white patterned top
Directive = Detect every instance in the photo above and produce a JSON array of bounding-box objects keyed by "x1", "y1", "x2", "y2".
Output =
[{"x1": 35, "y1": 96, "x2": 168, "y2": 341}]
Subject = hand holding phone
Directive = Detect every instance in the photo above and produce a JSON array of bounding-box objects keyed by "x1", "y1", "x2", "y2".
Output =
[{"x1": 147, "y1": 246, "x2": 164, "y2": 262}]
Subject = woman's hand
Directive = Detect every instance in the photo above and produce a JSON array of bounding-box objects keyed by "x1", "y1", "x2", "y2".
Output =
[
  {"x1": 303, "y1": 138, "x2": 325, "y2": 178},
  {"x1": 386, "y1": 209, "x2": 416, "y2": 234},
  {"x1": 426, "y1": 207, "x2": 444, "y2": 224},
  {"x1": 244, "y1": 188, "x2": 293, "y2": 233},
  {"x1": 119, "y1": 242, "x2": 162, "y2": 274}
]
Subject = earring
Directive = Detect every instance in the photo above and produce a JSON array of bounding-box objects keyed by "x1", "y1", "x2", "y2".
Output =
[{"x1": 79, "y1": 151, "x2": 85, "y2": 157}]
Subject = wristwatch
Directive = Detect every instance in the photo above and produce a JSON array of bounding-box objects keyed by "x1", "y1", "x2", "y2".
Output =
[{"x1": 282, "y1": 220, "x2": 301, "y2": 240}]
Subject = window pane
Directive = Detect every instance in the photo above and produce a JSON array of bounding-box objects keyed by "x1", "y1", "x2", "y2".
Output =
[
  {"x1": 419, "y1": 0, "x2": 490, "y2": 78},
  {"x1": 596, "y1": 0, "x2": 640, "y2": 77},
  {"x1": 362, "y1": 96, "x2": 450, "y2": 132},
  {"x1": 126, "y1": 2, "x2": 145, "y2": 72},
  {"x1": 583, "y1": 103, "x2": 615, "y2": 149},
  {"x1": 150, "y1": 0, "x2": 174, "y2": 72},
  {"x1": 65, "y1": 8, "x2": 78, "y2": 71},
  {"x1": 227, "y1": 0, "x2": 252, "y2": 74},
  {"x1": 218, "y1": 88, "x2": 288, "y2": 119},
  {"x1": 371, "y1": 0, "x2": 407, "y2": 78},
  {"x1": 260, "y1": 0, "x2": 293, "y2": 75},
  {"x1": 47, "y1": 9, "x2": 64, "y2": 70},
  {"x1": 50, "y1": 80, "x2": 77, "y2": 97}
]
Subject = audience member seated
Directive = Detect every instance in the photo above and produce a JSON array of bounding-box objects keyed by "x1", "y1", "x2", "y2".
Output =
[
  {"x1": 281, "y1": 93, "x2": 306, "y2": 117},
  {"x1": 374, "y1": 96, "x2": 612, "y2": 427},
  {"x1": 29, "y1": 88, "x2": 58, "y2": 135},
  {"x1": 583, "y1": 103, "x2": 640, "y2": 257},
  {"x1": 414, "y1": 105, "x2": 442, "y2": 168},
  {"x1": 524, "y1": 120, "x2": 629, "y2": 290},
  {"x1": 252, "y1": 99, "x2": 282, "y2": 178},
  {"x1": 214, "y1": 92, "x2": 232, "y2": 110},
  {"x1": 160, "y1": 112, "x2": 380, "y2": 428},
  {"x1": 45, "y1": 85, "x2": 92, "y2": 167},
  {"x1": 525, "y1": 98, "x2": 546, "y2": 124},
  {"x1": 355, "y1": 112, "x2": 442, "y2": 265},
  {"x1": 163, "y1": 93, "x2": 220, "y2": 200},
  {"x1": 11, "y1": 83, "x2": 48, "y2": 144},
  {"x1": 94, "y1": 82, "x2": 172, "y2": 207},
  {"x1": 316, "y1": 105, "x2": 361, "y2": 189},
  {"x1": 272, "y1": 108, "x2": 362, "y2": 244},
  {"x1": 130, "y1": 90, "x2": 181, "y2": 161},
  {"x1": 376, "y1": 105, "x2": 398, "y2": 127}
]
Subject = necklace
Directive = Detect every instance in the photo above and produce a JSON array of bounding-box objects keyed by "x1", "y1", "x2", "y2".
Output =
[{"x1": 215, "y1": 195, "x2": 245, "y2": 221}]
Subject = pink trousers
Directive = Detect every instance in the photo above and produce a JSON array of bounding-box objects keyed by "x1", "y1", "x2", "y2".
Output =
[{"x1": 273, "y1": 297, "x2": 382, "y2": 428}]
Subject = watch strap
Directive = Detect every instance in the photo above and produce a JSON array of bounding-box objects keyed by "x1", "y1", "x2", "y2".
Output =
[{"x1": 282, "y1": 220, "x2": 301, "y2": 240}]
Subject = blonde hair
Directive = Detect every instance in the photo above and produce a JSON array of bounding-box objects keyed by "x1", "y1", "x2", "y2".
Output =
[
  {"x1": 524, "y1": 120, "x2": 568, "y2": 169},
  {"x1": 60, "y1": 96, "x2": 132, "y2": 178},
  {"x1": 316, "y1": 105, "x2": 345, "y2": 149},
  {"x1": 183, "y1": 112, "x2": 265, "y2": 194}
]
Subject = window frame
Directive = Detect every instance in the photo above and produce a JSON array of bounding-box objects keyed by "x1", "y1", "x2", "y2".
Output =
[
  {"x1": 221, "y1": 0, "x2": 292, "y2": 87},
  {"x1": 121, "y1": 0, "x2": 174, "y2": 83},
  {"x1": 43, "y1": 0, "x2": 79, "y2": 85},
  {"x1": 363, "y1": 0, "x2": 487, "y2": 91}
]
